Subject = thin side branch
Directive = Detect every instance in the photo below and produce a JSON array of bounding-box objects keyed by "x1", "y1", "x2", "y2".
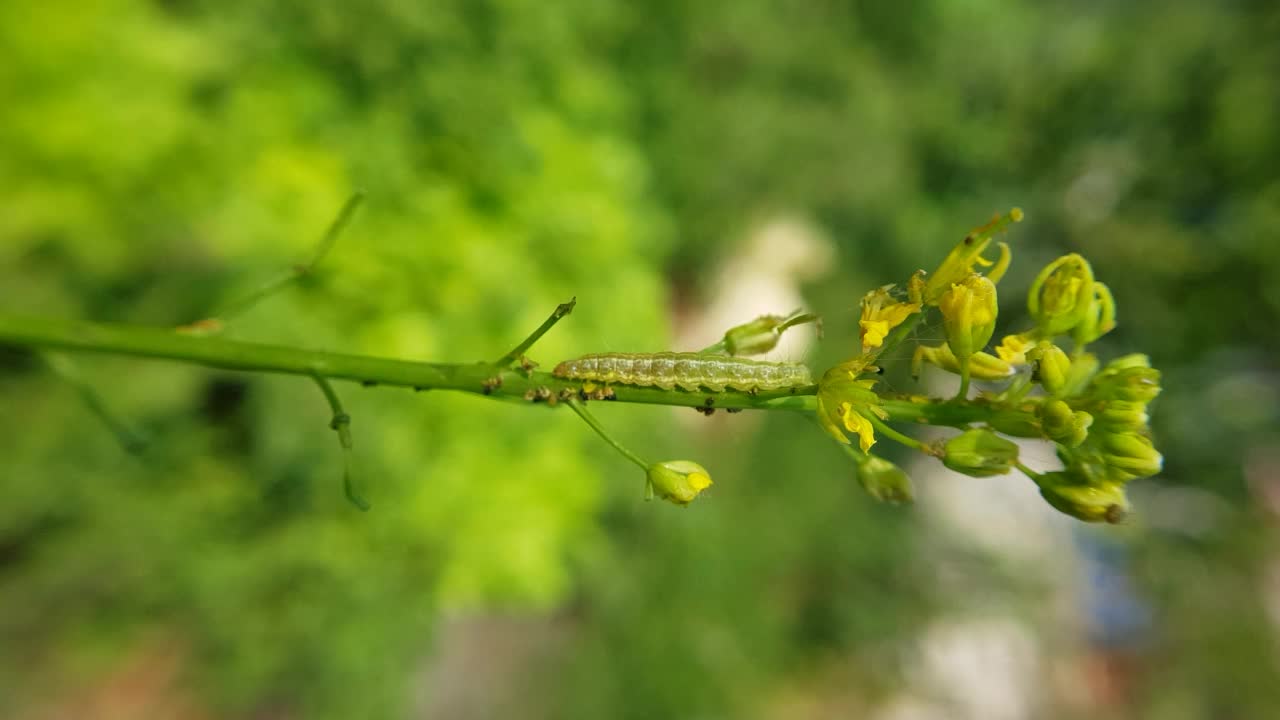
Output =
[
  {"x1": 493, "y1": 297, "x2": 576, "y2": 368},
  {"x1": 564, "y1": 397, "x2": 648, "y2": 470},
  {"x1": 312, "y1": 373, "x2": 370, "y2": 510},
  {"x1": 41, "y1": 351, "x2": 148, "y2": 454},
  {"x1": 181, "y1": 192, "x2": 366, "y2": 333}
]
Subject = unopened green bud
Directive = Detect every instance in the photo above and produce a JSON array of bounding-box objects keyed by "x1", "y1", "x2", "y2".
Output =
[
  {"x1": 1072, "y1": 281, "x2": 1117, "y2": 346},
  {"x1": 942, "y1": 428, "x2": 1019, "y2": 477},
  {"x1": 721, "y1": 311, "x2": 819, "y2": 356},
  {"x1": 1040, "y1": 400, "x2": 1093, "y2": 447},
  {"x1": 939, "y1": 274, "x2": 998, "y2": 361},
  {"x1": 1095, "y1": 401, "x2": 1149, "y2": 431},
  {"x1": 1088, "y1": 355, "x2": 1161, "y2": 404},
  {"x1": 854, "y1": 453, "x2": 914, "y2": 504},
  {"x1": 1028, "y1": 254, "x2": 1095, "y2": 336},
  {"x1": 1101, "y1": 432, "x2": 1163, "y2": 480},
  {"x1": 907, "y1": 269, "x2": 927, "y2": 306},
  {"x1": 1036, "y1": 472, "x2": 1129, "y2": 523},
  {"x1": 1030, "y1": 342, "x2": 1072, "y2": 397},
  {"x1": 647, "y1": 460, "x2": 713, "y2": 506},
  {"x1": 912, "y1": 344, "x2": 1013, "y2": 381},
  {"x1": 988, "y1": 411, "x2": 1043, "y2": 438}
]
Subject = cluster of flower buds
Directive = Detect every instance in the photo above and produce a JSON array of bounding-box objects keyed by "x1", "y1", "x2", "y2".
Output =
[
  {"x1": 991, "y1": 253, "x2": 1160, "y2": 522},
  {"x1": 815, "y1": 208, "x2": 1161, "y2": 523},
  {"x1": 1035, "y1": 354, "x2": 1162, "y2": 520}
]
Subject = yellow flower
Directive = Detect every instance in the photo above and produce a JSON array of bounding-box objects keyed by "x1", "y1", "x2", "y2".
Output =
[
  {"x1": 838, "y1": 401, "x2": 878, "y2": 452},
  {"x1": 859, "y1": 285, "x2": 921, "y2": 352},
  {"x1": 816, "y1": 360, "x2": 887, "y2": 453},
  {"x1": 995, "y1": 333, "x2": 1035, "y2": 365}
]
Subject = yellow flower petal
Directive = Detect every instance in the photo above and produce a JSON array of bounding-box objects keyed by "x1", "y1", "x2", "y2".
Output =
[
  {"x1": 859, "y1": 286, "x2": 921, "y2": 351},
  {"x1": 860, "y1": 319, "x2": 890, "y2": 348},
  {"x1": 996, "y1": 333, "x2": 1034, "y2": 365},
  {"x1": 838, "y1": 402, "x2": 877, "y2": 453}
]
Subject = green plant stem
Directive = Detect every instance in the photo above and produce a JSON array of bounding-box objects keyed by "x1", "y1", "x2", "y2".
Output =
[
  {"x1": 0, "y1": 314, "x2": 1037, "y2": 429},
  {"x1": 493, "y1": 297, "x2": 576, "y2": 367},
  {"x1": 1015, "y1": 461, "x2": 1044, "y2": 482},
  {"x1": 41, "y1": 351, "x2": 148, "y2": 454},
  {"x1": 564, "y1": 397, "x2": 648, "y2": 470},
  {"x1": 955, "y1": 358, "x2": 972, "y2": 400},
  {"x1": 874, "y1": 312, "x2": 924, "y2": 361},
  {"x1": 864, "y1": 413, "x2": 937, "y2": 456}
]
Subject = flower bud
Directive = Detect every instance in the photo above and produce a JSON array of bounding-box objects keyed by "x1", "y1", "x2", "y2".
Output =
[
  {"x1": 939, "y1": 275, "x2": 998, "y2": 362},
  {"x1": 1101, "y1": 431, "x2": 1163, "y2": 480},
  {"x1": 1040, "y1": 400, "x2": 1093, "y2": 447},
  {"x1": 1095, "y1": 401, "x2": 1149, "y2": 431},
  {"x1": 647, "y1": 460, "x2": 713, "y2": 506},
  {"x1": 987, "y1": 411, "x2": 1043, "y2": 438},
  {"x1": 1108, "y1": 369, "x2": 1162, "y2": 404},
  {"x1": 854, "y1": 453, "x2": 914, "y2": 504},
  {"x1": 1102, "y1": 354, "x2": 1151, "y2": 371},
  {"x1": 907, "y1": 269, "x2": 927, "y2": 306},
  {"x1": 1028, "y1": 254, "x2": 1095, "y2": 336},
  {"x1": 1080, "y1": 356, "x2": 1161, "y2": 409},
  {"x1": 722, "y1": 311, "x2": 818, "y2": 356},
  {"x1": 912, "y1": 344, "x2": 1013, "y2": 381},
  {"x1": 942, "y1": 428, "x2": 1019, "y2": 477},
  {"x1": 1072, "y1": 281, "x2": 1117, "y2": 346},
  {"x1": 1036, "y1": 472, "x2": 1129, "y2": 523},
  {"x1": 1030, "y1": 342, "x2": 1072, "y2": 397}
]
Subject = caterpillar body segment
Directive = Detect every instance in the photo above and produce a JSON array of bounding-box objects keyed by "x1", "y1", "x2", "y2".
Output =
[{"x1": 553, "y1": 352, "x2": 813, "y2": 392}]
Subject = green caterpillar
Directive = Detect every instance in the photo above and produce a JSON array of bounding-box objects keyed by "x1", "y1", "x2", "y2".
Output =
[{"x1": 553, "y1": 352, "x2": 813, "y2": 392}]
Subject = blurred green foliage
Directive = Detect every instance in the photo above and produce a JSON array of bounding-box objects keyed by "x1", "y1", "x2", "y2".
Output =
[{"x1": 2, "y1": 0, "x2": 1278, "y2": 717}]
